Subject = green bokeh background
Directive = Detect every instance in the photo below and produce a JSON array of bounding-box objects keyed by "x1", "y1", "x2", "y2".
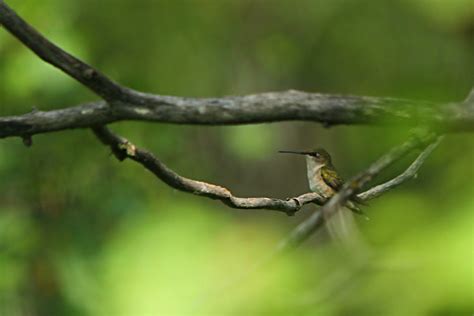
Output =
[{"x1": 0, "y1": 1, "x2": 473, "y2": 315}]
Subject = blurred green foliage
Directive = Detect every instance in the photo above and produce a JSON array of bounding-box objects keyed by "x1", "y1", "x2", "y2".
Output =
[{"x1": 0, "y1": 0, "x2": 473, "y2": 315}]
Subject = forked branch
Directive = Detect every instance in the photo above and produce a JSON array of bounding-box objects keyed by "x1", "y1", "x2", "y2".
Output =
[
  {"x1": 276, "y1": 131, "x2": 440, "y2": 251},
  {"x1": 358, "y1": 137, "x2": 443, "y2": 201},
  {"x1": 93, "y1": 126, "x2": 440, "y2": 218}
]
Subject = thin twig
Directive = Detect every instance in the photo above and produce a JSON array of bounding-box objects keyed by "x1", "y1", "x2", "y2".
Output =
[
  {"x1": 358, "y1": 136, "x2": 443, "y2": 200},
  {"x1": 92, "y1": 126, "x2": 440, "y2": 218},
  {"x1": 92, "y1": 125, "x2": 325, "y2": 216}
]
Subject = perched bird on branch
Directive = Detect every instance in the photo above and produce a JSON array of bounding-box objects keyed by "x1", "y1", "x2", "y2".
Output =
[
  {"x1": 279, "y1": 148, "x2": 366, "y2": 215},
  {"x1": 279, "y1": 148, "x2": 370, "y2": 251}
]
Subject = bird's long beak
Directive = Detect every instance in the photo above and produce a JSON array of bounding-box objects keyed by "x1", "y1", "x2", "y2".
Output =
[{"x1": 278, "y1": 150, "x2": 310, "y2": 155}]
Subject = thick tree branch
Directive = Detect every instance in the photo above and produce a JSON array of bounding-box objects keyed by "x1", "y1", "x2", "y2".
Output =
[
  {"x1": 92, "y1": 126, "x2": 440, "y2": 218},
  {"x1": 276, "y1": 131, "x2": 439, "y2": 251},
  {"x1": 0, "y1": 2, "x2": 473, "y2": 140},
  {"x1": 0, "y1": 101, "x2": 114, "y2": 138},
  {"x1": 1, "y1": 91, "x2": 473, "y2": 139}
]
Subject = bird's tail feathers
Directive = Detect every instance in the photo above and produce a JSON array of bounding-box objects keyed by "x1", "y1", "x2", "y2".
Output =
[
  {"x1": 346, "y1": 201, "x2": 369, "y2": 220},
  {"x1": 325, "y1": 206, "x2": 372, "y2": 258}
]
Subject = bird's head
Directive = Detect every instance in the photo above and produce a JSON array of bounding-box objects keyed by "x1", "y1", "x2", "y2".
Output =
[{"x1": 279, "y1": 148, "x2": 332, "y2": 165}]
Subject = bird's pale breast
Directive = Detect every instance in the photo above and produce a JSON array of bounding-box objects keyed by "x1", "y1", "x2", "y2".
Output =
[{"x1": 308, "y1": 168, "x2": 336, "y2": 198}]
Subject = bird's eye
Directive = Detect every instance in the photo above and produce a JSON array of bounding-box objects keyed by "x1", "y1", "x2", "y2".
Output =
[{"x1": 315, "y1": 153, "x2": 321, "y2": 158}]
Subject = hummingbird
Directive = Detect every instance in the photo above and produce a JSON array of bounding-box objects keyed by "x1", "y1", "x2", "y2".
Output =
[{"x1": 279, "y1": 148, "x2": 365, "y2": 215}]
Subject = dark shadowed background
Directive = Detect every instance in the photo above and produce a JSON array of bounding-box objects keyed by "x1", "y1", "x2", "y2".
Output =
[{"x1": 0, "y1": 0, "x2": 473, "y2": 315}]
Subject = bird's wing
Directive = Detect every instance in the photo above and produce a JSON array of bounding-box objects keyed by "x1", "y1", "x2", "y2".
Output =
[
  {"x1": 322, "y1": 166, "x2": 368, "y2": 207},
  {"x1": 321, "y1": 166, "x2": 344, "y2": 191}
]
